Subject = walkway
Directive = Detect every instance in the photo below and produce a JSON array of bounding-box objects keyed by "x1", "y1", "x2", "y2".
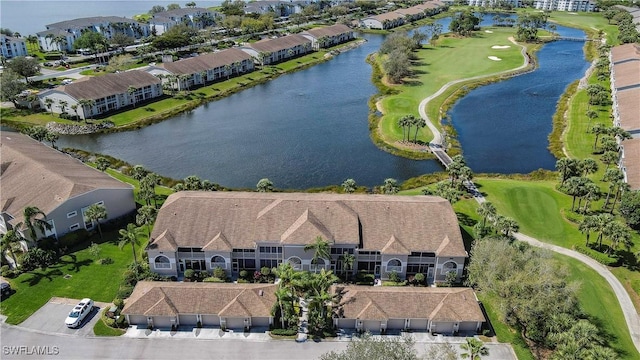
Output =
[{"x1": 415, "y1": 37, "x2": 640, "y2": 355}]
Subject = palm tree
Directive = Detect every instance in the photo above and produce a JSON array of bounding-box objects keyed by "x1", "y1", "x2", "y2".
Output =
[
  {"x1": 136, "y1": 205, "x2": 157, "y2": 238},
  {"x1": 496, "y1": 216, "x2": 519, "y2": 237},
  {"x1": 256, "y1": 178, "x2": 274, "y2": 192},
  {"x1": 594, "y1": 213, "x2": 614, "y2": 250},
  {"x1": 22, "y1": 206, "x2": 52, "y2": 244},
  {"x1": 224, "y1": 64, "x2": 232, "y2": 79},
  {"x1": 581, "y1": 182, "x2": 600, "y2": 213},
  {"x1": 77, "y1": 99, "x2": 95, "y2": 122},
  {"x1": 95, "y1": 157, "x2": 111, "y2": 171},
  {"x1": 579, "y1": 215, "x2": 597, "y2": 246},
  {"x1": 382, "y1": 178, "x2": 399, "y2": 194},
  {"x1": 127, "y1": 86, "x2": 138, "y2": 108},
  {"x1": 602, "y1": 168, "x2": 623, "y2": 208},
  {"x1": 398, "y1": 116, "x2": 408, "y2": 142},
  {"x1": 555, "y1": 158, "x2": 575, "y2": 186},
  {"x1": 413, "y1": 116, "x2": 426, "y2": 143},
  {"x1": 53, "y1": 35, "x2": 68, "y2": 56},
  {"x1": 1, "y1": 230, "x2": 24, "y2": 267},
  {"x1": 199, "y1": 70, "x2": 207, "y2": 85},
  {"x1": 304, "y1": 236, "x2": 331, "y2": 273},
  {"x1": 84, "y1": 203, "x2": 108, "y2": 239},
  {"x1": 580, "y1": 158, "x2": 598, "y2": 177},
  {"x1": 477, "y1": 202, "x2": 496, "y2": 227},
  {"x1": 44, "y1": 98, "x2": 55, "y2": 116},
  {"x1": 601, "y1": 151, "x2": 619, "y2": 171},
  {"x1": 341, "y1": 178, "x2": 357, "y2": 194},
  {"x1": 604, "y1": 221, "x2": 632, "y2": 253},
  {"x1": 70, "y1": 104, "x2": 79, "y2": 120},
  {"x1": 342, "y1": 251, "x2": 354, "y2": 282},
  {"x1": 131, "y1": 165, "x2": 149, "y2": 181},
  {"x1": 44, "y1": 131, "x2": 59, "y2": 149},
  {"x1": 460, "y1": 338, "x2": 489, "y2": 359},
  {"x1": 118, "y1": 223, "x2": 142, "y2": 266},
  {"x1": 26, "y1": 35, "x2": 39, "y2": 53},
  {"x1": 591, "y1": 123, "x2": 606, "y2": 150}
]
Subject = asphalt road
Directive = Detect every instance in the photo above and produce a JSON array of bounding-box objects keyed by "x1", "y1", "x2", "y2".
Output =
[{"x1": 19, "y1": 298, "x2": 103, "y2": 337}]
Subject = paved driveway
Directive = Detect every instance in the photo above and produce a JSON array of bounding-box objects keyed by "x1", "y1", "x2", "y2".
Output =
[{"x1": 19, "y1": 298, "x2": 108, "y2": 337}]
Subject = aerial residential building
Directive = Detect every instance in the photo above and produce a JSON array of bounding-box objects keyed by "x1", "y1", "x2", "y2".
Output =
[
  {"x1": 534, "y1": 0, "x2": 596, "y2": 11},
  {"x1": 361, "y1": 11, "x2": 406, "y2": 30},
  {"x1": 610, "y1": 43, "x2": 640, "y2": 190},
  {"x1": 149, "y1": 7, "x2": 217, "y2": 35},
  {"x1": 147, "y1": 192, "x2": 467, "y2": 283},
  {"x1": 244, "y1": 1, "x2": 304, "y2": 16},
  {"x1": 1, "y1": 35, "x2": 28, "y2": 59},
  {"x1": 300, "y1": 24, "x2": 354, "y2": 50},
  {"x1": 37, "y1": 70, "x2": 163, "y2": 119},
  {"x1": 37, "y1": 16, "x2": 149, "y2": 52},
  {"x1": 0, "y1": 133, "x2": 135, "y2": 242},
  {"x1": 152, "y1": 48, "x2": 255, "y2": 91},
  {"x1": 241, "y1": 34, "x2": 312, "y2": 65}
]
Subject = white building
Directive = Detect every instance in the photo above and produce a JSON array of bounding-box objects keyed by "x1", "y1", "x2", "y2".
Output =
[{"x1": 1, "y1": 35, "x2": 28, "y2": 59}]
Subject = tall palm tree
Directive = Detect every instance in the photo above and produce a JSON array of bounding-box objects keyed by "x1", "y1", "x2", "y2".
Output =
[
  {"x1": 460, "y1": 338, "x2": 489, "y2": 359},
  {"x1": 591, "y1": 123, "x2": 606, "y2": 150},
  {"x1": 398, "y1": 116, "x2": 408, "y2": 142},
  {"x1": 44, "y1": 98, "x2": 55, "y2": 116},
  {"x1": 57, "y1": 100, "x2": 68, "y2": 114},
  {"x1": 127, "y1": 86, "x2": 137, "y2": 108},
  {"x1": 26, "y1": 35, "x2": 39, "y2": 53},
  {"x1": 476, "y1": 201, "x2": 496, "y2": 227},
  {"x1": 22, "y1": 206, "x2": 52, "y2": 244},
  {"x1": 136, "y1": 205, "x2": 157, "y2": 238},
  {"x1": 579, "y1": 215, "x2": 597, "y2": 247},
  {"x1": 304, "y1": 236, "x2": 331, "y2": 273},
  {"x1": 70, "y1": 104, "x2": 79, "y2": 120},
  {"x1": 580, "y1": 158, "x2": 598, "y2": 177},
  {"x1": 601, "y1": 151, "x2": 619, "y2": 172},
  {"x1": 1, "y1": 229, "x2": 24, "y2": 267},
  {"x1": 84, "y1": 203, "x2": 108, "y2": 239},
  {"x1": 382, "y1": 178, "x2": 399, "y2": 194},
  {"x1": 594, "y1": 213, "x2": 614, "y2": 250},
  {"x1": 604, "y1": 221, "x2": 632, "y2": 253},
  {"x1": 342, "y1": 251, "x2": 354, "y2": 282},
  {"x1": 413, "y1": 116, "x2": 426, "y2": 143},
  {"x1": 118, "y1": 223, "x2": 142, "y2": 266}
]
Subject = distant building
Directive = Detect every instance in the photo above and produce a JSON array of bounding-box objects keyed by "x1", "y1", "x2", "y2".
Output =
[
  {"x1": 149, "y1": 48, "x2": 255, "y2": 91},
  {"x1": 37, "y1": 16, "x2": 149, "y2": 52},
  {"x1": 610, "y1": 43, "x2": 640, "y2": 190},
  {"x1": 0, "y1": 133, "x2": 135, "y2": 242},
  {"x1": 241, "y1": 34, "x2": 312, "y2": 65},
  {"x1": 300, "y1": 24, "x2": 354, "y2": 50},
  {"x1": 37, "y1": 70, "x2": 163, "y2": 119},
  {"x1": 533, "y1": 0, "x2": 596, "y2": 12},
  {"x1": 149, "y1": 7, "x2": 217, "y2": 36},
  {"x1": 360, "y1": 1, "x2": 446, "y2": 30},
  {"x1": 1, "y1": 35, "x2": 28, "y2": 59}
]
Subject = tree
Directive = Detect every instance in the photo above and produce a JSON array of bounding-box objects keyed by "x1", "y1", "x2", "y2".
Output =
[
  {"x1": 593, "y1": 213, "x2": 614, "y2": 250},
  {"x1": 131, "y1": 165, "x2": 149, "y2": 181},
  {"x1": 95, "y1": 157, "x2": 111, "y2": 172},
  {"x1": 619, "y1": 190, "x2": 640, "y2": 229},
  {"x1": 601, "y1": 151, "x2": 619, "y2": 171},
  {"x1": 342, "y1": 178, "x2": 357, "y2": 194},
  {"x1": 579, "y1": 215, "x2": 597, "y2": 247},
  {"x1": 74, "y1": 31, "x2": 108, "y2": 64},
  {"x1": 413, "y1": 116, "x2": 426, "y2": 143},
  {"x1": 21, "y1": 206, "x2": 52, "y2": 243},
  {"x1": 77, "y1": 99, "x2": 94, "y2": 121},
  {"x1": 449, "y1": 11, "x2": 480, "y2": 36},
  {"x1": 495, "y1": 216, "x2": 519, "y2": 237},
  {"x1": 44, "y1": 98, "x2": 55, "y2": 116},
  {"x1": 304, "y1": 236, "x2": 331, "y2": 273},
  {"x1": 555, "y1": 158, "x2": 579, "y2": 186},
  {"x1": 84, "y1": 203, "x2": 108, "y2": 239},
  {"x1": 167, "y1": 3, "x2": 181, "y2": 10},
  {"x1": 381, "y1": 178, "x2": 399, "y2": 194},
  {"x1": 136, "y1": 205, "x2": 157, "y2": 238},
  {"x1": 477, "y1": 201, "x2": 496, "y2": 227},
  {"x1": 342, "y1": 251, "x2": 355, "y2": 282},
  {"x1": 460, "y1": 338, "x2": 489, "y2": 359},
  {"x1": 425, "y1": 342, "x2": 458, "y2": 360},
  {"x1": 0, "y1": 69, "x2": 27, "y2": 106},
  {"x1": 256, "y1": 178, "x2": 274, "y2": 192},
  {"x1": 21, "y1": 248, "x2": 56, "y2": 271},
  {"x1": 106, "y1": 54, "x2": 135, "y2": 72},
  {"x1": 118, "y1": 223, "x2": 142, "y2": 266},
  {"x1": 128, "y1": 86, "x2": 138, "y2": 108},
  {"x1": 604, "y1": 221, "x2": 632, "y2": 253},
  {"x1": 383, "y1": 49, "x2": 410, "y2": 84},
  {"x1": 7, "y1": 56, "x2": 40, "y2": 83},
  {"x1": 320, "y1": 333, "x2": 420, "y2": 360},
  {"x1": 580, "y1": 158, "x2": 598, "y2": 177},
  {"x1": 1, "y1": 230, "x2": 24, "y2": 267},
  {"x1": 149, "y1": 5, "x2": 166, "y2": 14}
]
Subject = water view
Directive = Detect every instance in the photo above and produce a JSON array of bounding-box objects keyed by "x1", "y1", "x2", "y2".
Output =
[{"x1": 51, "y1": 19, "x2": 588, "y2": 189}]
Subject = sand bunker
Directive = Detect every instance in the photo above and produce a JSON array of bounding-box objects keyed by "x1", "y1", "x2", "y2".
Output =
[
  {"x1": 491, "y1": 45, "x2": 511, "y2": 49},
  {"x1": 485, "y1": 30, "x2": 493, "y2": 33},
  {"x1": 488, "y1": 56, "x2": 502, "y2": 61}
]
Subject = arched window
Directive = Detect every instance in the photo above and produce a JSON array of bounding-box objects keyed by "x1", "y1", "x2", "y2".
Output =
[
  {"x1": 211, "y1": 255, "x2": 226, "y2": 268},
  {"x1": 288, "y1": 257, "x2": 302, "y2": 270},
  {"x1": 387, "y1": 259, "x2": 402, "y2": 272},
  {"x1": 154, "y1": 255, "x2": 171, "y2": 269},
  {"x1": 441, "y1": 261, "x2": 457, "y2": 275}
]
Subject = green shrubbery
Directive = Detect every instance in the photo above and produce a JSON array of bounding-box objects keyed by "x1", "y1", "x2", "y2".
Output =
[
  {"x1": 573, "y1": 245, "x2": 619, "y2": 266},
  {"x1": 270, "y1": 328, "x2": 298, "y2": 336}
]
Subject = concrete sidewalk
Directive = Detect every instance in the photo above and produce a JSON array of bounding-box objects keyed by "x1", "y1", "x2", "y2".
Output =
[{"x1": 123, "y1": 326, "x2": 272, "y2": 341}]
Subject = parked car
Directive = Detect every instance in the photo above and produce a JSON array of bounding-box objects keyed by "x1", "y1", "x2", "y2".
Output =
[
  {"x1": 0, "y1": 282, "x2": 11, "y2": 297},
  {"x1": 65, "y1": 298, "x2": 94, "y2": 328}
]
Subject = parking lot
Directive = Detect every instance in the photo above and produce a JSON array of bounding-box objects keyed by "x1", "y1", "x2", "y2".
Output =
[{"x1": 19, "y1": 297, "x2": 108, "y2": 336}]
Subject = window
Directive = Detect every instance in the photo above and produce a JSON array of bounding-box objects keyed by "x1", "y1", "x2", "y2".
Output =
[
  {"x1": 67, "y1": 211, "x2": 77, "y2": 218},
  {"x1": 441, "y1": 261, "x2": 457, "y2": 275},
  {"x1": 260, "y1": 259, "x2": 280, "y2": 268},
  {"x1": 330, "y1": 247, "x2": 354, "y2": 255},
  {"x1": 211, "y1": 255, "x2": 226, "y2": 268},
  {"x1": 154, "y1": 256, "x2": 171, "y2": 269},
  {"x1": 387, "y1": 259, "x2": 402, "y2": 273},
  {"x1": 69, "y1": 223, "x2": 80, "y2": 231},
  {"x1": 287, "y1": 257, "x2": 302, "y2": 270}
]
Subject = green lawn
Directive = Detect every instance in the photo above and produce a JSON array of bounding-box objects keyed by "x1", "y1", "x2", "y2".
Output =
[
  {"x1": 546, "y1": 11, "x2": 620, "y2": 45},
  {"x1": 0, "y1": 229, "x2": 145, "y2": 325},
  {"x1": 378, "y1": 27, "x2": 527, "y2": 146},
  {"x1": 450, "y1": 192, "x2": 638, "y2": 359}
]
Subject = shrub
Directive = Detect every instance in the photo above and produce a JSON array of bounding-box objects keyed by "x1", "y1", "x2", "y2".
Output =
[
  {"x1": 237, "y1": 278, "x2": 250, "y2": 283},
  {"x1": 184, "y1": 269, "x2": 196, "y2": 281},
  {"x1": 113, "y1": 298, "x2": 124, "y2": 309},
  {"x1": 413, "y1": 273, "x2": 425, "y2": 284},
  {"x1": 270, "y1": 328, "x2": 298, "y2": 336},
  {"x1": 58, "y1": 229, "x2": 90, "y2": 250},
  {"x1": 99, "y1": 257, "x2": 114, "y2": 265},
  {"x1": 574, "y1": 245, "x2": 619, "y2": 266},
  {"x1": 260, "y1": 266, "x2": 271, "y2": 276},
  {"x1": 239, "y1": 269, "x2": 249, "y2": 279},
  {"x1": 387, "y1": 270, "x2": 401, "y2": 283},
  {"x1": 212, "y1": 266, "x2": 226, "y2": 280},
  {"x1": 116, "y1": 284, "x2": 134, "y2": 299},
  {"x1": 116, "y1": 314, "x2": 128, "y2": 328},
  {"x1": 203, "y1": 276, "x2": 226, "y2": 283}
]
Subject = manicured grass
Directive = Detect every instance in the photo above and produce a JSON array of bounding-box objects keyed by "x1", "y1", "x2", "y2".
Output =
[
  {"x1": 378, "y1": 27, "x2": 526, "y2": 145},
  {"x1": 0, "y1": 108, "x2": 78, "y2": 127},
  {"x1": 93, "y1": 316, "x2": 125, "y2": 336},
  {"x1": 563, "y1": 255, "x2": 638, "y2": 359},
  {"x1": 0, "y1": 230, "x2": 143, "y2": 325},
  {"x1": 545, "y1": 11, "x2": 620, "y2": 45}
]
